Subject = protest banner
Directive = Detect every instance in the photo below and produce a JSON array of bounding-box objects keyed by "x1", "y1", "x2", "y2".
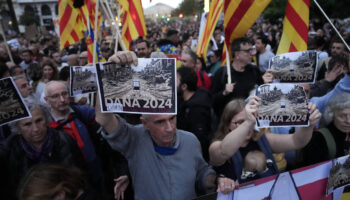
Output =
[
  {"x1": 270, "y1": 51, "x2": 317, "y2": 83},
  {"x1": 256, "y1": 83, "x2": 309, "y2": 127},
  {"x1": 96, "y1": 58, "x2": 176, "y2": 114},
  {"x1": 0, "y1": 77, "x2": 31, "y2": 125},
  {"x1": 70, "y1": 66, "x2": 97, "y2": 96}
]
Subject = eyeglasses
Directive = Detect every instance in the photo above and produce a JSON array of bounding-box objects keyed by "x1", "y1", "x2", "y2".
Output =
[
  {"x1": 47, "y1": 91, "x2": 69, "y2": 99},
  {"x1": 231, "y1": 120, "x2": 245, "y2": 127},
  {"x1": 239, "y1": 48, "x2": 256, "y2": 54}
]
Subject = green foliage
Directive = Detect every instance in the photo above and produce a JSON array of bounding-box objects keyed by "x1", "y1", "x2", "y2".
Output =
[{"x1": 172, "y1": 0, "x2": 203, "y2": 17}]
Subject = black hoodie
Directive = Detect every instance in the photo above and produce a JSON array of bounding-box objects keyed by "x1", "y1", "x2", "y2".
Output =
[{"x1": 177, "y1": 87, "x2": 213, "y2": 161}]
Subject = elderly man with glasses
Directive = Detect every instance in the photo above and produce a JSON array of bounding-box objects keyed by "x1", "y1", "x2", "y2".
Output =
[{"x1": 43, "y1": 80, "x2": 131, "y2": 199}]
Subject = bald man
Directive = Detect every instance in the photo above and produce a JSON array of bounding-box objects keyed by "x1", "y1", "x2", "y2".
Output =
[
  {"x1": 79, "y1": 51, "x2": 88, "y2": 66},
  {"x1": 67, "y1": 54, "x2": 79, "y2": 67}
]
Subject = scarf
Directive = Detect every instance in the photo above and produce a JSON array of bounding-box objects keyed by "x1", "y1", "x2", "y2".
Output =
[{"x1": 20, "y1": 129, "x2": 54, "y2": 162}]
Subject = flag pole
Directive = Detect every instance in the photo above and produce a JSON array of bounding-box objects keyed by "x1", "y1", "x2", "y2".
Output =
[
  {"x1": 225, "y1": 43, "x2": 231, "y2": 84},
  {"x1": 313, "y1": 0, "x2": 350, "y2": 52},
  {"x1": 102, "y1": 0, "x2": 116, "y2": 49},
  {"x1": 0, "y1": 23, "x2": 14, "y2": 63},
  {"x1": 93, "y1": 0, "x2": 100, "y2": 64},
  {"x1": 115, "y1": 3, "x2": 121, "y2": 53}
]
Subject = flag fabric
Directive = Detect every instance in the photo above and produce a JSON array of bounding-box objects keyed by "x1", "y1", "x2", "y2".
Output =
[
  {"x1": 120, "y1": 0, "x2": 147, "y2": 50},
  {"x1": 59, "y1": 0, "x2": 86, "y2": 50},
  {"x1": 223, "y1": 0, "x2": 271, "y2": 63},
  {"x1": 83, "y1": 0, "x2": 105, "y2": 63},
  {"x1": 86, "y1": 27, "x2": 105, "y2": 63},
  {"x1": 276, "y1": 0, "x2": 310, "y2": 55},
  {"x1": 196, "y1": 0, "x2": 223, "y2": 62},
  {"x1": 59, "y1": 0, "x2": 104, "y2": 63}
]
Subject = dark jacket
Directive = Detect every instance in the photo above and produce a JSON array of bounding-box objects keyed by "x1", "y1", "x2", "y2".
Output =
[
  {"x1": 177, "y1": 87, "x2": 213, "y2": 161},
  {"x1": 0, "y1": 128, "x2": 86, "y2": 200},
  {"x1": 210, "y1": 64, "x2": 263, "y2": 118},
  {"x1": 302, "y1": 122, "x2": 347, "y2": 166}
]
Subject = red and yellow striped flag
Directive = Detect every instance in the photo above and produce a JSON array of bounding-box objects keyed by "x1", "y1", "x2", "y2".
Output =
[
  {"x1": 59, "y1": 0, "x2": 86, "y2": 49},
  {"x1": 276, "y1": 0, "x2": 310, "y2": 55},
  {"x1": 196, "y1": 0, "x2": 223, "y2": 62},
  {"x1": 83, "y1": 0, "x2": 104, "y2": 63},
  {"x1": 223, "y1": 0, "x2": 271, "y2": 64},
  {"x1": 120, "y1": 0, "x2": 147, "y2": 50}
]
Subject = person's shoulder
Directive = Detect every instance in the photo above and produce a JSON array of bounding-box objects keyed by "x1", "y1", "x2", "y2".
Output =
[
  {"x1": 72, "y1": 104, "x2": 94, "y2": 111},
  {"x1": 266, "y1": 50, "x2": 275, "y2": 57},
  {"x1": 177, "y1": 129, "x2": 199, "y2": 142}
]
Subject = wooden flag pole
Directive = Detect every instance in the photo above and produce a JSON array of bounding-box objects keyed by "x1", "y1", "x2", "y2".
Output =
[
  {"x1": 225, "y1": 43, "x2": 231, "y2": 84},
  {"x1": 0, "y1": 23, "x2": 14, "y2": 63},
  {"x1": 93, "y1": 0, "x2": 100, "y2": 64},
  {"x1": 313, "y1": 0, "x2": 350, "y2": 52}
]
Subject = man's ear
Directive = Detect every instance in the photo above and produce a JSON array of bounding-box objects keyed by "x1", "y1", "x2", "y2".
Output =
[
  {"x1": 181, "y1": 83, "x2": 188, "y2": 91},
  {"x1": 140, "y1": 116, "x2": 149, "y2": 131}
]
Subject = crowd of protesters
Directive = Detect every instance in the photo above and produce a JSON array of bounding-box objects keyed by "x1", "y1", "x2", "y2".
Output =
[{"x1": 0, "y1": 15, "x2": 349, "y2": 200}]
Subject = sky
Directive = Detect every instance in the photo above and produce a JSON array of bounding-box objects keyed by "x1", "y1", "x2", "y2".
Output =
[{"x1": 141, "y1": 0, "x2": 183, "y2": 9}]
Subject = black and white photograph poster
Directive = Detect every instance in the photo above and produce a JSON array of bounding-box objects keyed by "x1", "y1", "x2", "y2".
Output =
[
  {"x1": 96, "y1": 58, "x2": 176, "y2": 114},
  {"x1": 0, "y1": 77, "x2": 31, "y2": 125},
  {"x1": 326, "y1": 156, "x2": 350, "y2": 198},
  {"x1": 256, "y1": 83, "x2": 309, "y2": 127},
  {"x1": 70, "y1": 66, "x2": 97, "y2": 96},
  {"x1": 269, "y1": 50, "x2": 317, "y2": 83}
]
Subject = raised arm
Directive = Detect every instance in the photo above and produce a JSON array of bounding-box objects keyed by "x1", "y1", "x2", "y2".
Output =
[
  {"x1": 266, "y1": 102, "x2": 322, "y2": 153},
  {"x1": 209, "y1": 96, "x2": 259, "y2": 166},
  {"x1": 95, "y1": 51, "x2": 138, "y2": 134}
]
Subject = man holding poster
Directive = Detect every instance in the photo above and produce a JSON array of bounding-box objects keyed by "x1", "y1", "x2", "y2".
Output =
[{"x1": 96, "y1": 51, "x2": 235, "y2": 200}]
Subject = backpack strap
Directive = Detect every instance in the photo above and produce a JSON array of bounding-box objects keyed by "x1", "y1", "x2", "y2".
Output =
[{"x1": 317, "y1": 128, "x2": 336, "y2": 159}]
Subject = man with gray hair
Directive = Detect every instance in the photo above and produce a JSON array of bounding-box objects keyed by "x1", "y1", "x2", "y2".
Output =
[
  {"x1": 180, "y1": 49, "x2": 211, "y2": 90},
  {"x1": 301, "y1": 92, "x2": 350, "y2": 166},
  {"x1": 0, "y1": 102, "x2": 86, "y2": 199},
  {"x1": 44, "y1": 80, "x2": 130, "y2": 199},
  {"x1": 96, "y1": 51, "x2": 235, "y2": 200}
]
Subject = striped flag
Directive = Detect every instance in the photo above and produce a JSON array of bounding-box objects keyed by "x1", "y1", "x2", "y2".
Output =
[
  {"x1": 196, "y1": 0, "x2": 223, "y2": 62},
  {"x1": 120, "y1": 0, "x2": 147, "y2": 50},
  {"x1": 276, "y1": 0, "x2": 310, "y2": 55},
  {"x1": 59, "y1": 0, "x2": 86, "y2": 50},
  {"x1": 82, "y1": 0, "x2": 105, "y2": 63},
  {"x1": 223, "y1": 0, "x2": 271, "y2": 63}
]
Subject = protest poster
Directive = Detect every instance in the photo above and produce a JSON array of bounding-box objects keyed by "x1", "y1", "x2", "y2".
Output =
[
  {"x1": 327, "y1": 156, "x2": 350, "y2": 199},
  {"x1": 96, "y1": 58, "x2": 176, "y2": 114},
  {"x1": 0, "y1": 77, "x2": 31, "y2": 125},
  {"x1": 256, "y1": 83, "x2": 309, "y2": 127},
  {"x1": 70, "y1": 66, "x2": 97, "y2": 96},
  {"x1": 269, "y1": 51, "x2": 317, "y2": 83}
]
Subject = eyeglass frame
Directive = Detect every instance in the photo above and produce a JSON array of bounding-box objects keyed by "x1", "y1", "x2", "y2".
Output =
[
  {"x1": 238, "y1": 48, "x2": 256, "y2": 54},
  {"x1": 46, "y1": 91, "x2": 69, "y2": 99}
]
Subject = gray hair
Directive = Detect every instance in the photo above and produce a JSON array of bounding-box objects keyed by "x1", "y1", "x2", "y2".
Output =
[
  {"x1": 324, "y1": 93, "x2": 350, "y2": 124},
  {"x1": 10, "y1": 102, "x2": 52, "y2": 134},
  {"x1": 150, "y1": 52, "x2": 167, "y2": 58},
  {"x1": 44, "y1": 80, "x2": 69, "y2": 97},
  {"x1": 181, "y1": 49, "x2": 197, "y2": 63}
]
